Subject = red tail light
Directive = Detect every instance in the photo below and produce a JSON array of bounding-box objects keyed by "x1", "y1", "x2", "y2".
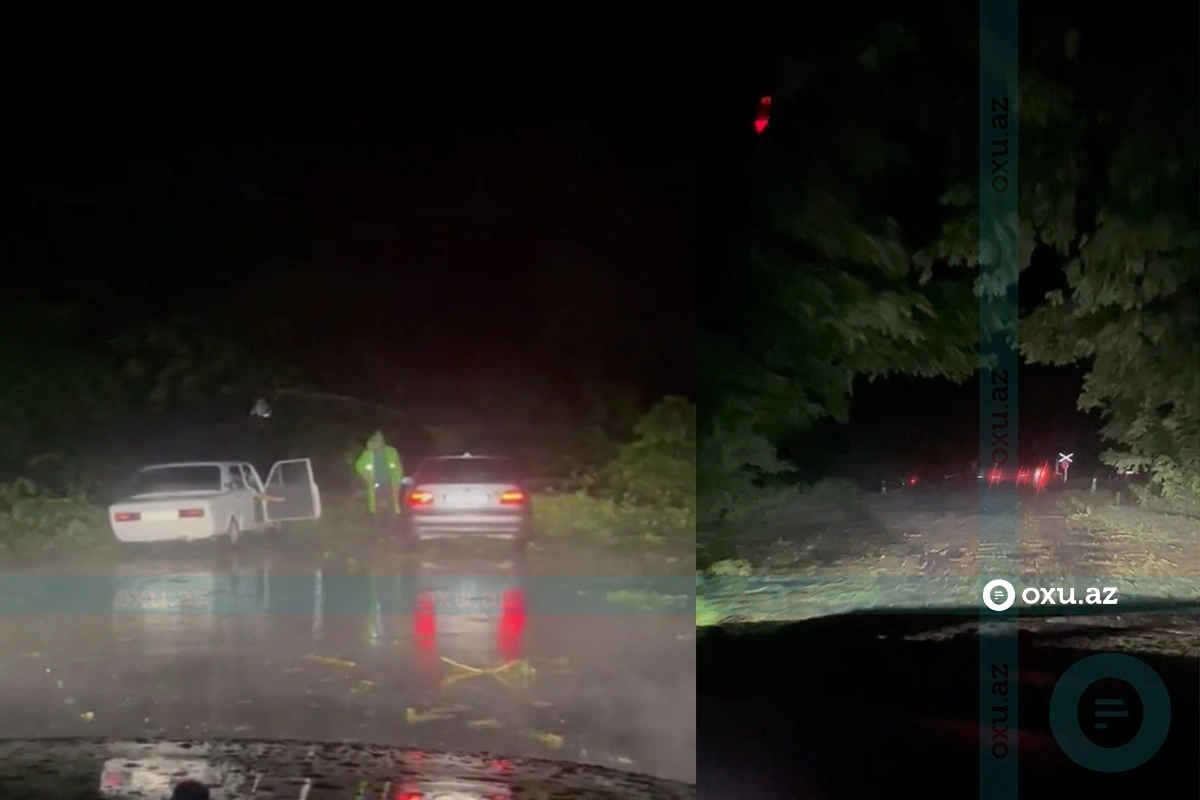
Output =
[
  {"x1": 498, "y1": 588, "x2": 526, "y2": 662},
  {"x1": 178, "y1": 508, "x2": 204, "y2": 518},
  {"x1": 1034, "y1": 462, "x2": 1051, "y2": 489},
  {"x1": 413, "y1": 593, "x2": 439, "y2": 686},
  {"x1": 754, "y1": 95, "x2": 772, "y2": 134},
  {"x1": 408, "y1": 490, "x2": 433, "y2": 507},
  {"x1": 499, "y1": 490, "x2": 525, "y2": 505},
  {"x1": 414, "y1": 591, "x2": 436, "y2": 636},
  {"x1": 113, "y1": 512, "x2": 140, "y2": 522}
]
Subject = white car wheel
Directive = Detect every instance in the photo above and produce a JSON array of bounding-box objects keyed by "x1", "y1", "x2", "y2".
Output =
[{"x1": 228, "y1": 518, "x2": 240, "y2": 545}]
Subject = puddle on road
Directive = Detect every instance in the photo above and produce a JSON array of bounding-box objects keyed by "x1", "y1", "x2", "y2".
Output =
[
  {"x1": 0, "y1": 538, "x2": 695, "y2": 779},
  {"x1": 0, "y1": 544, "x2": 696, "y2": 780}
]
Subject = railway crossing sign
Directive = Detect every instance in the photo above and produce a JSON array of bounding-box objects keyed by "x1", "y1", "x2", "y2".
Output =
[{"x1": 1057, "y1": 452, "x2": 1073, "y2": 482}]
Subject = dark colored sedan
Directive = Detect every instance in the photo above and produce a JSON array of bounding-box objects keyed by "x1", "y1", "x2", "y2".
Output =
[{"x1": 402, "y1": 454, "x2": 533, "y2": 550}]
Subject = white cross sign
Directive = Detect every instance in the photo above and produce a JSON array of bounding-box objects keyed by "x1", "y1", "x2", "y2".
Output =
[{"x1": 1058, "y1": 453, "x2": 1073, "y2": 464}]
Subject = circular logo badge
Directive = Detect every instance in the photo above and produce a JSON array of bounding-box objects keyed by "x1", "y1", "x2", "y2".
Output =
[
  {"x1": 1049, "y1": 653, "x2": 1171, "y2": 772},
  {"x1": 982, "y1": 578, "x2": 1016, "y2": 612}
]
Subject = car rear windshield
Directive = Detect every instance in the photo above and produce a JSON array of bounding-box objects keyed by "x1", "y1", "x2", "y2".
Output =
[
  {"x1": 416, "y1": 458, "x2": 521, "y2": 485},
  {"x1": 131, "y1": 466, "x2": 223, "y2": 494}
]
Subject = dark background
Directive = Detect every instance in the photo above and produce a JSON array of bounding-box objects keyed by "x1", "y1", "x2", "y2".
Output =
[{"x1": 2, "y1": 35, "x2": 694, "y2": 404}]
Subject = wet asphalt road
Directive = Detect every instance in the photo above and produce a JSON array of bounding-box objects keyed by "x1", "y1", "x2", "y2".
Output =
[{"x1": 0, "y1": 536, "x2": 695, "y2": 783}]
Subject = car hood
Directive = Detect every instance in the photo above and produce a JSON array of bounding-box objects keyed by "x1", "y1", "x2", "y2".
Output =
[{"x1": 0, "y1": 738, "x2": 696, "y2": 799}]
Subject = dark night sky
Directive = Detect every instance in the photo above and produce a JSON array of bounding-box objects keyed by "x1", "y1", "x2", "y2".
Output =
[{"x1": 2, "y1": 35, "x2": 694, "y2": 402}]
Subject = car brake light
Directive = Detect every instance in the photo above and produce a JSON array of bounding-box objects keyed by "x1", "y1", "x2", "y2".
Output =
[
  {"x1": 409, "y1": 490, "x2": 433, "y2": 507},
  {"x1": 755, "y1": 95, "x2": 771, "y2": 134},
  {"x1": 113, "y1": 512, "x2": 140, "y2": 522},
  {"x1": 498, "y1": 588, "x2": 526, "y2": 662},
  {"x1": 178, "y1": 508, "x2": 205, "y2": 518},
  {"x1": 499, "y1": 490, "x2": 524, "y2": 505}
]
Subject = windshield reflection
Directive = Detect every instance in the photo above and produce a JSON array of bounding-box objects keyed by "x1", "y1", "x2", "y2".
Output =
[
  {"x1": 98, "y1": 744, "x2": 249, "y2": 797},
  {"x1": 95, "y1": 742, "x2": 513, "y2": 799}
]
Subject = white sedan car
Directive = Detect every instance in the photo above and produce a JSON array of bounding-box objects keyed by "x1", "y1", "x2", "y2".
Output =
[{"x1": 108, "y1": 459, "x2": 322, "y2": 544}]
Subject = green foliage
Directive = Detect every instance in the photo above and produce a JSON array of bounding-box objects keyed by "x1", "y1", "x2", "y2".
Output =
[
  {"x1": 532, "y1": 397, "x2": 696, "y2": 545},
  {"x1": 532, "y1": 491, "x2": 692, "y2": 545},
  {"x1": 928, "y1": 39, "x2": 1200, "y2": 510},
  {"x1": 604, "y1": 397, "x2": 696, "y2": 509},
  {"x1": 1022, "y1": 120, "x2": 1199, "y2": 506},
  {"x1": 111, "y1": 316, "x2": 305, "y2": 412},
  {"x1": 0, "y1": 479, "x2": 108, "y2": 554},
  {"x1": 532, "y1": 491, "x2": 628, "y2": 541},
  {"x1": 698, "y1": 421, "x2": 794, "y2": 524},
  {"x1": 700, "y1": 23, "x2": 981, "y2": 522},
  {"x1": 0, "y1": 305, "x2": 125, "y2": 468},
  {"x1": 704, "y1": 18, "x2": 1200, "y2": 524}
]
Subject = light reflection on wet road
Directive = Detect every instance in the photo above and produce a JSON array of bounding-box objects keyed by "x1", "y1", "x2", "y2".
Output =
[{"x1": 0, "y1": 539, "x2": 695, "y2": 783}]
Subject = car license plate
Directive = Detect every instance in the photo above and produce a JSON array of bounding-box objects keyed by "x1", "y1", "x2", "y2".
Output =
[
  {"x1": 441, "y1": 490, "x2": 482, "y2": 508},
  {"x1": 140, "y1": 510, "x2": 178, "y2": 522}
]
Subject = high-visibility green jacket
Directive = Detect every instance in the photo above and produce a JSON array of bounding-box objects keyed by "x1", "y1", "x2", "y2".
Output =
[{"x1": 354, "y1": 432, "x2": 403, "y2": 513}]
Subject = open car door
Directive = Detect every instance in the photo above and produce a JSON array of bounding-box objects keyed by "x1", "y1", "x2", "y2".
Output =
[{"x1": 264, "y1": 458, "x2": 322, "y2": 522}]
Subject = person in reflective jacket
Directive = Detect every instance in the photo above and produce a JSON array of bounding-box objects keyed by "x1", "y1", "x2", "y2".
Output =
[{"x1": 354, "y1": 430, "x2": 403, "y2": 535}]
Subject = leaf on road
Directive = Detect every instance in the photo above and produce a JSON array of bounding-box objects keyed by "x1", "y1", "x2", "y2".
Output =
[
  {"x1": 523, "y1": 729, "x2": 564, "y2": 749},
  {"x1": 440, "y1": 673, "x2": 478, "y2": 689},
  {"x1": 466, "y1": 717, "x2": 503, "y2": 730},
  {"x1": 495, "y1": 659, "x2": 537, "y2": 685},
  {"x1": 441, "y1": 657, "x2": 486, "y2": 674},
  {"x1": 305, "y1": 654, "x2": 357, "y2": 668},
  {"x1": 406, "y1": 707, "x2": 457, "y2": 723},
  {"x1": 605, "y1": 589, "x2": 689, "y2": 611},
  {"x1": 438, "y1": 658, "x2": 537, "y2": 689}
]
